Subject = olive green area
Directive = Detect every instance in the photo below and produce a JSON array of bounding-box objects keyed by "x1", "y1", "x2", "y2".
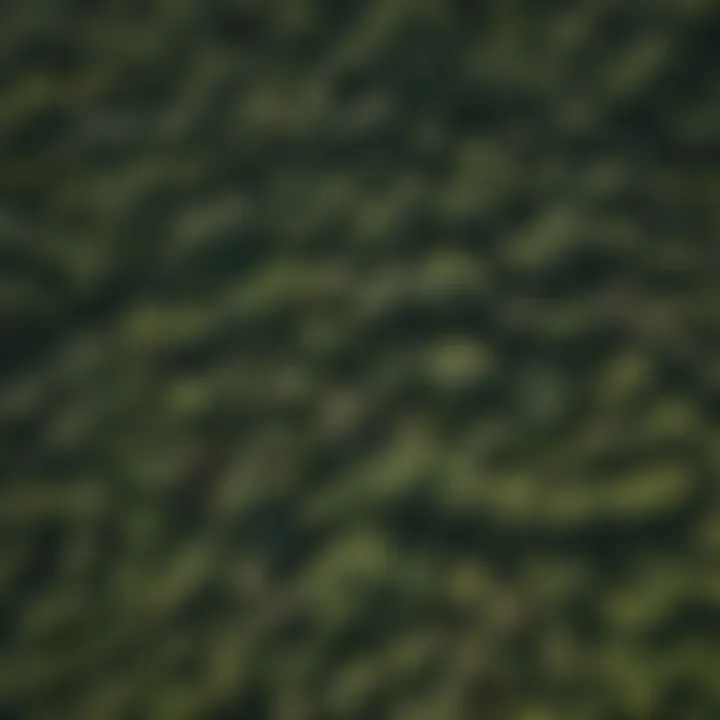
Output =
[{"x1": 1, "y1": 1, "x2": 720, "y2": 718}]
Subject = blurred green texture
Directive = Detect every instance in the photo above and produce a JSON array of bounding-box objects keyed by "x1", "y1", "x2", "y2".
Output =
[{"x1": 1, "y1": 1, "x2": 720, "y2": 718}]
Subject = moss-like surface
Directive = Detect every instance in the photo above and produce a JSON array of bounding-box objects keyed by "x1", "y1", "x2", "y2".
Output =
[{"x1": 1, "y1": 2, "x2": 719, "y2": 718}]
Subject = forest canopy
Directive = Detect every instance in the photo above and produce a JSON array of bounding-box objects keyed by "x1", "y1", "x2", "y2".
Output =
[{"x1": 1, "y1": 2, "x2": 719, "y2": 718}]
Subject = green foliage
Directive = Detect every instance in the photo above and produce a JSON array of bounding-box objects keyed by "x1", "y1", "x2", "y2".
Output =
[{"x1": 1, "y1": 1, "x2": 719, "y2": 718}]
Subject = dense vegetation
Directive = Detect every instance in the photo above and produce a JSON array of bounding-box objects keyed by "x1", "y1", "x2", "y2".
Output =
[{"x1": 1, "y1": 1, "x2": 719, "y2": 718}]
